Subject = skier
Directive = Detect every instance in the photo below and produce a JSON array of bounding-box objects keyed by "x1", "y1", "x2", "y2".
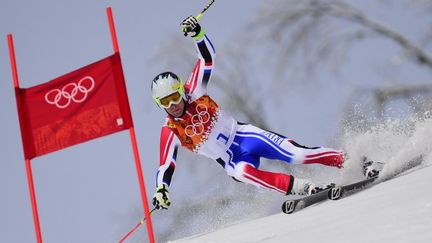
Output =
[{"x1": 151, "y1": 16, "x2": 376, "y2": 210}]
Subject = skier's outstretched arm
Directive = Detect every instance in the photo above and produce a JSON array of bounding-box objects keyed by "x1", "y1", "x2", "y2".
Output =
[
  {"x1": 153, "y1": 126, "x2": 180, "y2": 210},
  {"x1": 181, "y1": 16, "x2": 216, "y2": 97}
]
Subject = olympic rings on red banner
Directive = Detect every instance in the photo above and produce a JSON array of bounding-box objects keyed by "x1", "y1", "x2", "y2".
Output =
[{"x1": 45, "y1": 76, "x2": 95, "y2": 109}]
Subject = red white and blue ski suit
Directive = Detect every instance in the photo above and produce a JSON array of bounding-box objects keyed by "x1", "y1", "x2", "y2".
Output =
[{"x1": 156, "y1": 32, "x2": 344, "y2": 195}]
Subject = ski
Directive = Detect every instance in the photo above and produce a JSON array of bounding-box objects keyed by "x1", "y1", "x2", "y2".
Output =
[
  {"x1": 282, "y1": 187, "x2": 333, "y2": 214},
  {"x1": 328, "y1": 176, "x2": 378, "y2": 200},
  {"x1": 282, "y1": 176, "x2": 378, "y2": 214},
  {"x1": 282, "y1": 155, "x2": 424, "y2": 214}
]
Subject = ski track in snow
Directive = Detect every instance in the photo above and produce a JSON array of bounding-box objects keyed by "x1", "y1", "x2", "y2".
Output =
[{"x1": 170, "y1": 117, "x2": 432, "y2": 243}]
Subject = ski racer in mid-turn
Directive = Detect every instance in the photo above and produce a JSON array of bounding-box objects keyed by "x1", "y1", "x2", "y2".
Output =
[{"x1": 150, "y1": 16, "x2": 379, "y2": 210}]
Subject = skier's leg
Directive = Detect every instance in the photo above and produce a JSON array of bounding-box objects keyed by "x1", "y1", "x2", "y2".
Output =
[
  {"x1": 235, "y1": 124, "x2": 345, "y2": 168},
  {"x1": 226, "y1": 161, "x2": 294, "y2": 195},
  {"x1": 224, "y1": 141, "x2": 323, "y2": 195},
  {"x1": 226, "y1": 161, "x2": 321, "y2": 195},
  {"x1": 223, "y1": 144, "x2": 293, "y2": 194}
]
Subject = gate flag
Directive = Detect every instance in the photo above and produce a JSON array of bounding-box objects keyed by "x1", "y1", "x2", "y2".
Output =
[{"x1": 15, "y1": 53, "x2": 133, "y2": 159}]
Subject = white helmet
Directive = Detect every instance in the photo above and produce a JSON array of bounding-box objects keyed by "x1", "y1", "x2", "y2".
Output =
[{"x1": 151, "y1": 72, "x2": 186, "y2": 109}]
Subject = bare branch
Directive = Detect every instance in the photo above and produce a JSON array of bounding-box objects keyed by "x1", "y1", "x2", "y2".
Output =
[
  {"x1": 252, "y1": 0, "x2": 432, "y2": 80},
  {"x1": 325, "y1": 1, "x2": 432, "y2": 67}
]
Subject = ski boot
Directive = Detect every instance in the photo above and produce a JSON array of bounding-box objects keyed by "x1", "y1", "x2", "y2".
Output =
[
  {"x1": 362, "y1": 157, "x2": 384, "y2": 178},
  {"x1": 291, "y1": 178, "x2": 318, "y2": 195},
  {"x1": 291, "y1": 178, "x2": 332, "y2": 195}
]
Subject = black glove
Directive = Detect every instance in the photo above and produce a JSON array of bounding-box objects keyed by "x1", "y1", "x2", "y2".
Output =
[
  {"x1": 152, "y1": 184, "x2": 171, "y2": 210},
  {"x1": 180, "y1": 15, "x2": 201, "y2": 37}
]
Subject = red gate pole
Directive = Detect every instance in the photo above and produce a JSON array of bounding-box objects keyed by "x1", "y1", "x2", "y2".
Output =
[
  {"x1": 8, "y1": 34, "x2": 43, "y2": 243},
  {"x1": 106, "y1": 7, "x2": 156, "y2": 243}
]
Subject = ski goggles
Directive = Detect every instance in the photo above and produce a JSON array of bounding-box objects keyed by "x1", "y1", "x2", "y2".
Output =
[{"x1": 157, "y1": 91, "x2": 183, "y2": 109}]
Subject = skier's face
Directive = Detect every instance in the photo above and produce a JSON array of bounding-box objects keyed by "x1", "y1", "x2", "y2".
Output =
[{"x1": 165, "y1": 99, "x2": 185, "y2": 117}]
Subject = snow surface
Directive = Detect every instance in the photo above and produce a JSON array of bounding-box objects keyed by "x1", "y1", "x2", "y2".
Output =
[
  {"x1": 171, "y1": 117, "x2": 432, "y2": 243},
  {"x1": 172, "y1": 165, "x2": 432, "y2": 243}
]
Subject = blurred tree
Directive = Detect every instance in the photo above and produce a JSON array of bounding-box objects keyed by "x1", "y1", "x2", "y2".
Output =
[
  {"x1": 251, "y1": 0, "x2": 432, "y2": 128},
  {"x1": 252, "y1": 0, "x2": 432, "y2": 79}
]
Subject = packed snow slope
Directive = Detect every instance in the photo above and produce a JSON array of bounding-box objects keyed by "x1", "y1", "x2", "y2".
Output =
[{"x1": 173, "y1": 164, "x2": 432, "y2": 243}]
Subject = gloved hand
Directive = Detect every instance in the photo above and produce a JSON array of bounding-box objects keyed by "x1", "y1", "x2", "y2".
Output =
[
  {"x1": 180, "y1": 15, "x2": 201, "y2": 37},
  {"x1": 152, "y1": 184, "x2": 171, "y2": 210}
]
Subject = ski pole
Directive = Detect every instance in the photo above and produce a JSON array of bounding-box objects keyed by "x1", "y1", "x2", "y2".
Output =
[
  {"x1": 184, "y1": 0, "x2": 216, "y2": 36},
  {"x1": 196, "y1": 0, "x2": 215, "y2": 21},
  {"x1": 118, "y1": 208, "x2": 157, "y2": 243}
]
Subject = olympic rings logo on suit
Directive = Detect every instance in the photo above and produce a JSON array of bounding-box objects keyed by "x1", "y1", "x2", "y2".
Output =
[
  {"x1": 45, "y1": 76, "x2": 95, "y2": 109},
  {"x1": 185, "y1": 104, "x2": 211, "y2": 137}
]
